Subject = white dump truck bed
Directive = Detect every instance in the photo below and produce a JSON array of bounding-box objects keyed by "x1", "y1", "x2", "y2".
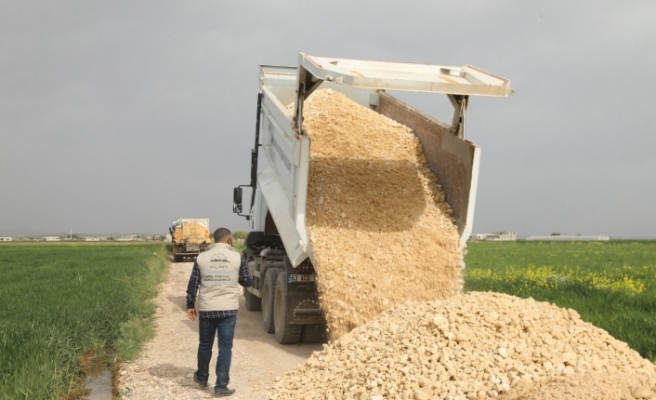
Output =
[{"x1": 242, "y1": 54, "x2": 513, "y2": 268}]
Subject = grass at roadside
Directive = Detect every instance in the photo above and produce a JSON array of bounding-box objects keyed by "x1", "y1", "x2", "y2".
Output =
[
  {"x1": 464, "y1": 240, "x2": 656, "y2": 362},
  {"x1": 0, "y1": 243, "x2": 169, "y2": 399}
]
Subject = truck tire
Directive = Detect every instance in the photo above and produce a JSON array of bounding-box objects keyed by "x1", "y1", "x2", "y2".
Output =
[
  {"x1": 274, "y1": 272, "x2": 302, "y2": 344},
  {"x1": 244, "y1": 287, "x2": 262, "y2": 311},
  {"x1": 302, "y1": 324, "x2": 328, "y2": 344},
  {"x1": 171, "y1": 245, "x2": 180, "y2": 262},
  {"x1": 261, "y1": 268, "x2": 279, "y2": 333}
]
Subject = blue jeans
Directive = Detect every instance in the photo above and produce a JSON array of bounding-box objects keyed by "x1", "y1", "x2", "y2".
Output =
[{"x1": 196, "y1": 315, "x2": 237, "y2": 389}]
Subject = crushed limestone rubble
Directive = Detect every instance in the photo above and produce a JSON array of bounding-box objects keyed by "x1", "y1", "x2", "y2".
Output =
[{"x1": 270, "y1": 292, "x2": 656, "y2": 400}]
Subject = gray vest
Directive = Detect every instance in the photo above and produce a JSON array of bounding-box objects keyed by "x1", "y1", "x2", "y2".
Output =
[{"x1": 196, "y1": 243, "x2": 242, "y2": 312}]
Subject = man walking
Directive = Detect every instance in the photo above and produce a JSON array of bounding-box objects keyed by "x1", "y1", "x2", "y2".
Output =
[{"x1": 186, "y1": 228, "x2": 253, "y2": 397}]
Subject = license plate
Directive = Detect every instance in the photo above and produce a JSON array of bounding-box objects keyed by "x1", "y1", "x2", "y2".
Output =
[{"x1": 289, "y1": 274, "x2": 315, "y2": 283}]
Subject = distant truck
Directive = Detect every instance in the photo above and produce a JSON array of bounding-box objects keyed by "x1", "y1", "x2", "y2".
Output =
[
  {"x1": 169, "y1": 219, "x2": 211, "y2": 262},
  {"x1": 232, "y1": 54, "x2": 513, "y2": 344}
]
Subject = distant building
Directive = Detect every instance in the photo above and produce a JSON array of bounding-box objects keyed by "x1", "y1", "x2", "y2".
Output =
[
  {"x1": 44, "y1": 236, "x2": 60, "y2": 241},
  {"x1": 117, "y1": 235, "x2": 142, "y2": 241},
  {"x1": 470, "y1": 231, "x2": 517, "y2": 241},
  {"x1": 526, "y1": 234, "x2": 610, "y2": 241},
  {"x1": 85, "y1": 237, "x2": 101, "y2": 241},
  {"x1": 0, "y1": 237, "x2": 12, "y2": 242}
]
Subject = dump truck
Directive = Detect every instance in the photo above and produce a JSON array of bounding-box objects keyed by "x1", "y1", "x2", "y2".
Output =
[
  {"x1": 232, "y1": 53, "x2": 513, "y2": 344},
  {"x1": 169, "y1": 218, "x2": 211, "y2": 262}
]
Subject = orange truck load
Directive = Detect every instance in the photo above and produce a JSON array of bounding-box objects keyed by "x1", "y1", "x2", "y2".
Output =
[{"x1": 169, "y1": 218, "x2": 211, "y2": 262}]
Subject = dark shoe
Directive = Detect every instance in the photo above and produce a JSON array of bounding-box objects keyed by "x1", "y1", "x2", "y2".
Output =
[
  {"x1": 193, "y1": 372, "x2": 207, "y2": 388},
  {"x1": 214, "y1": 387, "x2": 236, "y2": 397}
]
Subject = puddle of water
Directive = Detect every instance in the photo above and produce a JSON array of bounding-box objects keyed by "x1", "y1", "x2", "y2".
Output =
[
  {"x1": 81, "y1": 348, "x2": 115, "y2": 400},
  {"x1": 85, "y1": 371, "x2": 113, "y2": 400}
]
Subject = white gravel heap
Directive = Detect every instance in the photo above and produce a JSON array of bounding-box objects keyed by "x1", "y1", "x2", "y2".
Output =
[{"x1": 270, "y1": 292, "x2": 656, "y2": 400}]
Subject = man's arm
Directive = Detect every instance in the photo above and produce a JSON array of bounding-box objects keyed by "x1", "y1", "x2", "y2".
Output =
[
  {"x1": 238, "y1": 256, "x2": 253, "y2": 287},
  {"x1": 186, "y1": 262, "x2": 201, "y2": 320}
]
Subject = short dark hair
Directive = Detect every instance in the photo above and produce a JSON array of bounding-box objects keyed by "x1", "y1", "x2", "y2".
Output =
[{"x1": 214, "y1": 228, "x2": 232, "y2": 243}]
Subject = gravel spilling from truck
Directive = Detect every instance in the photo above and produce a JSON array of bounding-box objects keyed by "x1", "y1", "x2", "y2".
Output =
[
  {"x1": 270, "y1": 292, "x2": 656, "y2": 400},
  {"x1": 303, "y1": 89, "x2": 463, "y2": 340},
  {"x1": 276, "y1": 89, "x2": 656, "y2": 399}
]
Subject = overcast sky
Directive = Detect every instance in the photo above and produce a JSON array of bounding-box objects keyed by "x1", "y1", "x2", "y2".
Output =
[{"x1": 1, "y1": 1, "x2": 655, "y2": 238}]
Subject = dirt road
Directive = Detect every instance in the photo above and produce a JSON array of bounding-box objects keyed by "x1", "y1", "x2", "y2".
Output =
[{"x1": 118, "y1": 262, "x2": 323, "y2": 399}]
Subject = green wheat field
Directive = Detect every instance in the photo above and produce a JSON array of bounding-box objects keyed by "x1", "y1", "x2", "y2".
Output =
[{"x1": 0, "y1": 243, "x2": 169, "y2": 400}]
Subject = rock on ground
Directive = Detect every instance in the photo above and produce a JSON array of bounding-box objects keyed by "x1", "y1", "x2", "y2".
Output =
[{"x1": 270, "y1": 292, "x2": 656, "y2": 400}]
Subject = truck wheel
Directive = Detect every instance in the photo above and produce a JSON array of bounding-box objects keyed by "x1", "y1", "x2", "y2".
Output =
[
  {"x1": 274, "y1": 272, "x2": 302, "y2": 344},
  {"x1": 171, "y1": 245, "x2": 180, "y2": 262},
  {"x1": 244, "y1": 287, "x2": 262, "y2": 311},
  {"x1": 302, "y1": 324, "x2": 328, "y2": 344},
  {"x1": 261, "y1": 268, "x2": 279, "y2": 333}
]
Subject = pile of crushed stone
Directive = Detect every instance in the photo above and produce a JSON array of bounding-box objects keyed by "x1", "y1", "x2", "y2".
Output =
[
  {"x1": 270, "y1": 292, "x2": 656, "y2": 400},
  {"x1": 303, "y1": 89, "x2": 463, "y2": 340},
  {"x1": 498, "y1": 372, "x2": 656, "y2": 400}
]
